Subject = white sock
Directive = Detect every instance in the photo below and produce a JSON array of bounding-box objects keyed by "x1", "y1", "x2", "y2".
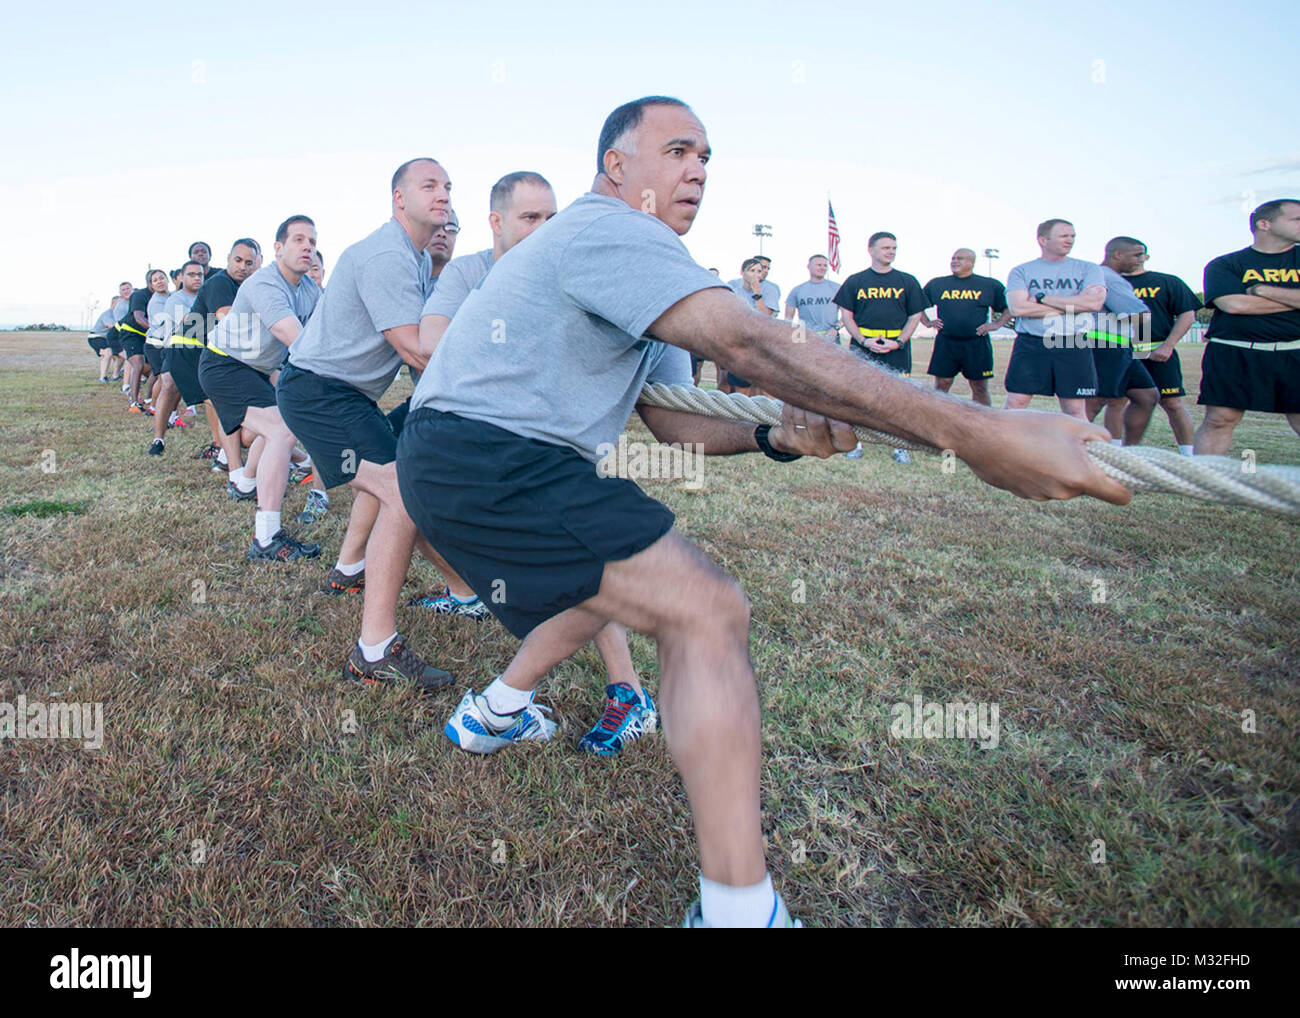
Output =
[
  {"x1": 483, "y1": 677, "x2": 533, "y2": 717},
  {"x1": 359, "y1": 633, "x2": 397, "y2": 663},
  {"x1": 169, "y1": 412, "x2": 179, "y2": 425},
  {"x1": 451, "y1": 590, "x2": 477, "y2": 604},
  {"x1": 1110, "y1": 438, "x2": 1123, "y2": 447},
  {"x1": 216, "y1": 448, "x2": 228, "y2": 466},
  {"x1": 229, "y1": 466, "x2": 256, "y2": 493},
  {"x1": 255, "y1": 510, "x2": 281, "y2": 546},
  {"x1": 699, "y1": 874, "x2": 779, "y2": 928},
  {"x1": 1179, "y1": 444, "x2": 1194, "y2": 456},
  {"x1": 334, "y1": 557, "x2": 364, "y2": 576}
]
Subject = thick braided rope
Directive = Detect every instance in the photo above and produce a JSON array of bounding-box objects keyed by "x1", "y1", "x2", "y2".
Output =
[{"x1": 636, "y1": 382, "x2": 1300, "y2": 516}]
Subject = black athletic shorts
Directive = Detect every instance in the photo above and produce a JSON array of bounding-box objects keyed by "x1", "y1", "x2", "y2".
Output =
[
  {"x1": 105, "y1": 327, "x2": 123, "y2": 355},
  {"x1": 87, "y1": 334, "x2": 108, "y2": 353},
  {"x1": 1004, "y1": 333, "x2": 1098, "y2": 398},
  {"x1": 1144, "y1": 348, "x2": 1186, "y2": 398},
  {"x1": 144, "y1": 344, "x2": 166, "y2": 376},
  {"x1": 690, "y1": 354, "x2": 704, "y2": 378},
  {"x1": 928, "y1": 334, "x2": 994, "y2": 381},
  {"x1": 726, "y1": 371, "x2": 752, "y2": 388},
  {"x1": 1198, "y1": 339, "x2": 1300, "y2": 414},
  {"x1": 276, "y1": 361, "x2": 401, "y2": 489},
  {"x1": 396, "y1": 407, "x2": 676, "y2": 639},
  {"x1": 198, "y1": 350, "x2": 276, "y2": 435},
  {"x1": 850, "y1": 340, "x2": 912, "y2": 377},
  {"x1": 164, "y1": 346, "x2": 207, "y2": 405},
  {"x1": 120, "y1": 329, "x2": 146, "y2": 358},
  {"x1": 1092, "y1": 345, "x2": 1155, "y2": 398}
]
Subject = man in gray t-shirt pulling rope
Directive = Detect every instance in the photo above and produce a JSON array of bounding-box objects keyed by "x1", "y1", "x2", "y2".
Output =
[{"x1": 396, "y1": 96, "x2": 1131, "y2": 928}]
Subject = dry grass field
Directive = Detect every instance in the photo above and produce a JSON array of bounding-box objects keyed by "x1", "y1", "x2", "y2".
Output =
[{"x1": 1, "y1": 331, "x2": 1297, "y2": 927}]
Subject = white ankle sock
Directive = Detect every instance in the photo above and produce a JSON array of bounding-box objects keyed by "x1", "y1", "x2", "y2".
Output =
[
  {"x1": 255, "y1": 511, "x2": 281, "y2": 546},
  {"x1": 450, "y1": 590, "x2": 477, "y2": 604},
  {"x1": 1179, "y1": 444, "x2": 1194, "y2": 456},
  {"x1": 1110, "y1": 438, "x2": 1123, "y2": 447},
  {"x1": 699, "y1": 874, "x2": 780, "y2": 928},
  {"x1": 229, "y1": 466, "x2": 256, "y2": 492},
  {"x1": 216, "y1": 449, "x2": 228, "y2": 466},
  {"x1": 335, "y1": 557, "x2": 364, "y2": 576},
  {"x1": 359, "y1": 633, "x2": 397, "y2": 663},
  {"x1": 483, "y1": 677, "x2": 533, "y2": 716}
]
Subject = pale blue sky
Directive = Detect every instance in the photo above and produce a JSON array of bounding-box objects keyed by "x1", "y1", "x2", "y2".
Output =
[{"x1": 1, "y1": 0, "x2": 1296, "y2": 325}]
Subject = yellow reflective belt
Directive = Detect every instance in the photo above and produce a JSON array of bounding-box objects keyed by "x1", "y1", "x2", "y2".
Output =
[
  {"x1": 169, "y1": 335, "x2": 206, "y2": 348},
  {"x1": 1209, "y1": 336, "x2": 1300, "y2": 352},
  {"x1": 859, "y1": 327, "x2": 902, "y2": 338},
  {"x1": 119, "y1": 323, "x2": 146, "y2": 336},
  {"x1": 206, "y1": 343, "x2": 230, "y2": 357}
]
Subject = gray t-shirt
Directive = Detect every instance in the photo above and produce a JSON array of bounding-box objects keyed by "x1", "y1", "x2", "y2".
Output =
[
  {"x1": 1006, "y1": 257, "x2": 1104, "y2": 337},
  {"x1": 786, "y1": 280, "x2": 841, "y2": 333},
  {"x1": 160, "y1": 290, "x2": 196, "y2": 345},
  {"x1": 112, "y1": 299, "x2": 130, "y2": 323},
  {"x1": 727, "y1": 278, "x2": 781, "y2": 316},
  {"x1": 210, "y1": 263, "x2": 321, "y2": 374},
  {"x1": 90, "y1": 307, "x2": 116, "y2": 335},
  {"x1": 421, "y1": 248, "x2": 495, "y2": 320},
  {"x1": 289, "y1": 218, "x2": 432, "y2": 401},
  {"x1": 146, "y1": 292, "x2": 171, "y2": 345},
  {"x1": 1096, "y1": 264, "x2": 1149, "y2": 341},
  {"x1": 410, "y1": 192, "x2": 725, "y2": 463}
]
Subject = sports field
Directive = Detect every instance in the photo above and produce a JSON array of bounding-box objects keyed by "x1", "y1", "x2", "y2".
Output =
[{"x1": 1, "y1": 331, "x2": 1297, "y2": 927}]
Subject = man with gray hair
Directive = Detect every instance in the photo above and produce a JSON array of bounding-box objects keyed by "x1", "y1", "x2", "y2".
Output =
[
  {"x1": 395, "y1": 95, "x2": 1130, "y2": 927},
  {"x1": 276, "y1": 157, "x2": 459, "y2": 692}
]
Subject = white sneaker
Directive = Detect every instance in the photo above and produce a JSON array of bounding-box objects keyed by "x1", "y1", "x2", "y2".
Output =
[
  {"x1": 682, "y1": 896, "x2": 803, "y2": 928},
  {"x1": 892, "y1": 448, "x2": 912, "y2": 465},
  {"x1": 845, "y1": 443, "x2": 864, "y2": 460},
  {"x1": 444, "y1": 689, "x2": 557, "y2": 754}
]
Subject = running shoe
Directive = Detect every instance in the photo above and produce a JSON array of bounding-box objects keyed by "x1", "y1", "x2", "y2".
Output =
[
  {"x1": 845, "y1": 443, "x2": 863, "y2": 460},
  {"x1": 577, "y1": 683, "x2": 658, "y2": 755},
  {"x1": 408, "y1": 586, "x2": 490, "y2": 619},
  {"x1": 148, "y1": 439, "x2": 165, "y2": 457},
  {"x1": 343, "y1": 637, "x2": 454, "y2": 694},
  {"x1": 296, "y1": 488, "x2": 329, "y2": 525},
  {"x1": 892, "y1": 448, "x2": 911, "y2": 465},
  {"x1": 128, "y1": 402, "x2": 143, "y2": 413},
  {"x1": 324, "y1": 567, "x2": 364, "y2": 595},
  {"x1": 193, "y1": 442, "x2": 219, "y2": 460},
  {"x1": 682, "y1": 898, "x2": 803, "y2": 928},
  {"x1": 288, "y1": 464, "x2": 313, "y2": 486},
  {"x1": 227, "y1": 480, "x2": 258, "y2": 502},
  {"x1": 247, "y1": 529, "x2": 320, "y2": 562},
  {"x1": 444, "y1": 689, "x2": 557, "y2": 754}
]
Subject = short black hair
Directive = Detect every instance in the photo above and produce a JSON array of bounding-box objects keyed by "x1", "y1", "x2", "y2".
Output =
[
  {"x1": 1037, "y1": 218, "x2": 1073, "y2": 239},
  {"x1": 119, "y1": 280, "x2": 132, "y2": 288},
  {"x1": 1250, "y1": 198, "x2": 1300, "y2": 233},
  {"x1": 391, "y1": 157, "x2": 440, "y2": 193},
  {"x1": 753, "y1": 255, "x2": 771, "y2": 264},
  {"x1": 868, "y1": 231, "x2": 896, "y2": 248},
  {"x1": 490, "y1": 172, "x2": 553, "y2": 213},
  {"x1": 1104, "y1": 236, "x2": 1145, "y2": 258},
  {"x1": 170, "y1": 267, "x2": 183, "y2": 280},
  {"x1": 230, "y1": 237, "x2": 261, "y2": 256},
  {"x1": 808, "y1": 254, "x2": 828, "y2": 263},
  {"x1": 275, "y1": 215, "x2": 315, "y2": 244},
  {"x1": 313, "y1": 249, "x2": 324, "y2": 270},
  {"x1": 741, "y1": 258, "x2": 761, "y2": 272},
  {"x1": 188, "y1": 241, "x2": 210, "y2": 257},
  {"x1": 181, "y1": 260, "x2": 204, "y2": 274},
  {"x1": 596, "y1": 96, "x2": 691, "y2": 175}
]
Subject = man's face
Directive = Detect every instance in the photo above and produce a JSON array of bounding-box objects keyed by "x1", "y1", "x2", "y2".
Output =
[
  {"x1": 870, "y1": 237, "x2": 897, "y2": 266},
  {"x1": 119, "y1": 283, "x2": 133, "y2": 299},
  {"x1": 1114, "y1": 245, "x2": 1145, "y2": 274},
  {"x1": 1262, "y1": 202, "x2": 1300, "y2": 245},
  {"x1": 226, "y1": 244, "x2": 258, "y2": 283},
  {"x1": 1041, "y1": 223, "x2": 1075, "y2": 257},
  {"x1": 951, "y1": 250, "x2": 976, "y2": 275},
  {"x1": 756, "y1": 258, "x2": 770, "y2": 280},
  {"x1": 276, "y1": 220, "x2": 317, "y2": 276},
  {"x1": 395, "y1": 160, "x2": 451, "y2": 233},
  {"x1": 428, "y1": 210, "x2": 459, "y2": 266},
  {"x1": 182, "y1": 264, "x2": 204, "y2": 293},
  {"x1": 189, "y1": 244, "x2": 211, "y2": 266},
  {"x1": 308, "y1": 253, "x2": 324, "y2": 286},
  {"x1": 612, "y1": 104, "x2": 709, "y2": 236},
  {"x1": 499, "y1": 182, "x2": 558, "y2": 252},
  {"x1": 809, "y1": 257, "x2": 828, "y2": 280}
]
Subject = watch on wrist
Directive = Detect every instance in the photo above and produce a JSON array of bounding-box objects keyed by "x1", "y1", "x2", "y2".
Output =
[
  {"x1": 1034, "y1": 292, "x2": 1046, "y2": 304},
  {"x1": 754, "y1": 424, "x2": 802, "y2": 462}
]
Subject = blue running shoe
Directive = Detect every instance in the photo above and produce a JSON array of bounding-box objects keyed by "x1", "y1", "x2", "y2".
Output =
[
  {"x1": 444, "y1": 689, "x2": 557, "y2": 754},
  {"x1": 577, "y1": 683, "x2": 658, "y2": 755},
  {"x1": 408, "y1": 586, "x2": 490, "y2": 620},
  {"x1": 682, "y1": 896, "x2": 803, "y2": 928}
]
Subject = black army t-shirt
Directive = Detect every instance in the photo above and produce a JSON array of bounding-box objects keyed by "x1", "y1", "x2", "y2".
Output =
[
  {"x1": 833, "y1": 268, "x2": 925, "y2": 331},
  {"x1": 1203, "y1": 246, "x2": 1300, "y2": 344},
  {"x1": 1126, "y1": 271, "x2": 1200, "y2": 342},
  {"x1": 922, "y1": 273, "x2": 1007, "y2": 339},
  {"x1": 183, "y1": 269, "x2": 241, "y2": 344}
]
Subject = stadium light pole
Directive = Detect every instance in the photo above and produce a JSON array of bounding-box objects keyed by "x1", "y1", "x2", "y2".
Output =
[
  {"x1": 984, "y1": 247, "x2": 1000, "y2": 279},
  {"x1": 753, "y1": 224, "x2": 772, "y2": 255}
]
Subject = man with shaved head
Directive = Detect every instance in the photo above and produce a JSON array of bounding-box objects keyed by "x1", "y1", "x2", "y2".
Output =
[
  {"x1": 277, "y1": 157, "x2": 458, "y2": 692},
  {"x1": 395, "y1": 95, "x2": 1130, "y2": 927},
  {"x1": 919, "y1": 249, "x2": 1010, "y2": 406}
]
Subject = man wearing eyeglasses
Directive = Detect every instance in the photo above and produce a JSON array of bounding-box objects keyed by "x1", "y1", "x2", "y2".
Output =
[{"x1": 427, "y1": 207, "x2": 460, "y2": 281}]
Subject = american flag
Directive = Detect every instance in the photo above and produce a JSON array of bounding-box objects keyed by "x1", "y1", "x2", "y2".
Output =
[{"x1": 827, "y1": 199, "x2": 841, "y2": 272}]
